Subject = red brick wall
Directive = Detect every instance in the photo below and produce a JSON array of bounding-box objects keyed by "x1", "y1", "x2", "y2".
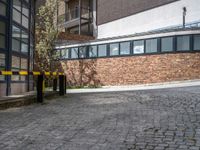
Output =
[{"x1": 61, "y1": 53, "x2": 200, "y2": 86}]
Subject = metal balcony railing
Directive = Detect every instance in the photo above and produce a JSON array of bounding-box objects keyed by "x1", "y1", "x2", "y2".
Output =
[{"x1": 58, "y1": 7, "x2": 92, "y2": 26}]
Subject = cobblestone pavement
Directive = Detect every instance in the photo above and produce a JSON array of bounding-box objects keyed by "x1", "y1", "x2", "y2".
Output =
[{"x1": 0, "y1": 86, "x2": 200, "y2": 150}]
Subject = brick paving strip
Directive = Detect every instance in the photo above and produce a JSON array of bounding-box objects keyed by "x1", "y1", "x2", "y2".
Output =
[{"x1": 0, "y1": 86, "x2": 200, "y2": 150}]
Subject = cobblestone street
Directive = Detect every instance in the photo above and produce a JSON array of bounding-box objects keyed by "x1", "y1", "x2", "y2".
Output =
[{"x1": 0, "y1": 86, "x2": 200, "y2": 150}]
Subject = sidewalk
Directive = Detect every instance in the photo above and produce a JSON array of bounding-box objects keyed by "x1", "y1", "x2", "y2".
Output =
[
  {"x1": 67, "y1": 79, "x2": 200, "y2": 94},
  {"x1": 0, "y1": 91, "x2": 59, "y2": 110}
]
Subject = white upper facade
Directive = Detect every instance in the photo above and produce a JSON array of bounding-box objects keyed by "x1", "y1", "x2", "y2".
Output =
[{"x1": 97, "y1": 0, "x2": 200, "y2": 39}]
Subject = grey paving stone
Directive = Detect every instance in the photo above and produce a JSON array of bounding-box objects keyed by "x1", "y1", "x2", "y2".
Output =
[{"x1": 0, "y1": 86, "x2": 200, "y2": 149}]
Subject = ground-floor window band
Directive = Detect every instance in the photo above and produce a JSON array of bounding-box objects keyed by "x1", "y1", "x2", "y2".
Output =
[{"x1": 57, "y1": 34, "x2": 200, "y2": 61}]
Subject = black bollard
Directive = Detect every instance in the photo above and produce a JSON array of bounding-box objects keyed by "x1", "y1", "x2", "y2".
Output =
[
  {"x1": 53, "y1": 78, "x2": 57, "y2": 91},
  {"x1": 59, "y1": 75, "x2": 65, "y2": 96},
  {"x1": 37, "y1": 75, "x2": 44, "y2": 103},
  {"x1": 64, "y1": 76, "x2": 67, "y2": 94}
]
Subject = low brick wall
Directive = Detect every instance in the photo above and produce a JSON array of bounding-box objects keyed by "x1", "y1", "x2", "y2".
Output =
[{"x1": 61, "y1": 53, "x2": 200, "y2": 86}]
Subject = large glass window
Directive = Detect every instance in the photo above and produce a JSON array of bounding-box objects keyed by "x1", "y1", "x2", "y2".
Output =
[
  {"x1": 194, "y1": 35, "x2": 200, "y2": 51},
  {"x1": 98, "y1": 45, "x2": 107, "y2": 57},
  {"x1": 110, "y1": 43, "x2": 119, "y2": 56},
  {"x1": 71, "y1": 48, "x2": 78, "y2": 59},
  {"x1": 13, "y1": 0, "x2": 30, "y2": 29},
  {"x1": 161, "y1": 37, "x2": 173, "y2": 52},
  {"x1": 120, "y1": 42, "x2": 131, "y2": 55},
  {"x1": 146, "y1": 39, "x2": 158, "y2": 53},
  {"x1": 89, "y1": 45, "x2": 97, "y2": 58},
  {"x1": 79, "y1": 47, "x2": 87, "y2": 58},
  {"x1": 177, "y1": 36, "x2": 190, "y2": 51},
  {"x1": 133, "y1": 40, "x2": 144, "y2": 54},
  {"x1": 0, "y1": 2, "x2": 6, "y2": 16},
  {"x1": 61, "y1": 49, "x2": 69, "y2": 59}
]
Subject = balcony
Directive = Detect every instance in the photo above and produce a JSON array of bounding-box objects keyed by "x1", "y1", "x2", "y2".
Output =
[{"x1": 58, "y1": 7, "x2": 92, "y2": 29}]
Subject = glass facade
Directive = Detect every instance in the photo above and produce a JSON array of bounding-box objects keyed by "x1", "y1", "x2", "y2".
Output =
[{"x1": 0, "y1": 0, "x2": 35, "y2": 96}]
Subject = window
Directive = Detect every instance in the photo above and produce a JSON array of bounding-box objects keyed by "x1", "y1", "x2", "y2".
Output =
[
  {"x1": 194, "y1": 35, "x2": 200, "y2": 51},
  {"x1": 12, "y1": 56, "x2": 20, "y2": 81},
  {"x1": 12, "y1": 26, "x2": 21, "y2": 39},
  {"x1": 21, "y1": 58, "x2": 28, "y2": 70},
  {"x1": 22, "y1": 15, "x2": 29, "y2": 28},
  {"x1": 13, "y1": 9, "x2": 21, "y2": 24},
  {"x1": 0, "y1": 53, "x2": 5, "y2": 80},
  {"x1": 61, "y1": 49, "x2": 69, "y2": 59},
  {"x1": 98, "y1": 45, "x2": 107, "y2": 57},
  {"x1": 0, "y1": 21, "x2": 5, "y2": 34},
  {"x1": 89, "y1": 45, "x2": 97, "y2": 58},
  {"x1": 133, "y1": 40, "x2": 144, "y2": 54},
  {"x1": 12, "y1": 39, "x2": 20, "y2": 52},
  {"x1": 13, "y1": 0, "x2": 21, "y2": 11},
  {"x1": 177, "y1": 36, "x2": 190, "y2": 51},
  {"x1": 21, "y1": 43, "x2": 28, "y2": 53},
  {"x1": 0, "y1": 53, "x2": 5, "y2": 67},
  {"x1": 0, "y1": 21, "x2": 6, "y2": 49},
  {"x1": 13, "y1": 0, "x2": 30, "y2": 29},
  {"x1": 0, "y1": 35, "x2": 5, "y2": 49},
  {"x1": 146, "y1": 39, "x2": 157, "y2": 53},
  {"x1": 79, "y1": 47, "x2": 87, "y2": 58},
  {"x1": 0, "y1": 2, "x2": 6, "y2": 16},
  {"x1": 161, "y1": 37, "x2": 173, "y2": 52},
  {"x1": 110, "y1": 43, "x2": 119, "y2": 56},
  {"x1": 120, "y1": 42, "x2": 131, "y2": 55},
  {"x1": 21, "y1": 30, "x2": 28, "y2": 43},
  {"x1": 71, "y1": 48, "x2": 78, "y2": 59},
  {"x1": 22, "y1": 3, "x2": 29, "y2": 17}
]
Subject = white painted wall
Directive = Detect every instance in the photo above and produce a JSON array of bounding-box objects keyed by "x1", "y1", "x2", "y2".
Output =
[{"x1": 97, "y1": 0, "x2": 200, "y2": 39}]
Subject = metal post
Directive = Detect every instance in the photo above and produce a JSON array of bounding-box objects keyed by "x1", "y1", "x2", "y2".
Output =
[
  {"x1": 183, "y1": 7, "x2": 187, "y2": 28},
  {"x1": 59, "y1": 75, "x2": 65, "y2": 96},
  {"x1": 37, "y1": 75, "x2": 44, "y2": 103},
  {"x1": 53, "y1": 78, "x2": 57, "y2": 91},
  {"x1": 79, "y1": 0, "x2": 82, "y2": 35},
  {"x1": 64, "y1": 76, "x2": 67, "y2": 94}
]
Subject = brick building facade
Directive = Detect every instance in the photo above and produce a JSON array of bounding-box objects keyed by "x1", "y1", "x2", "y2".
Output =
[{"x1": 55, "y1": 0, "x2": 200, "y2": 87}]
